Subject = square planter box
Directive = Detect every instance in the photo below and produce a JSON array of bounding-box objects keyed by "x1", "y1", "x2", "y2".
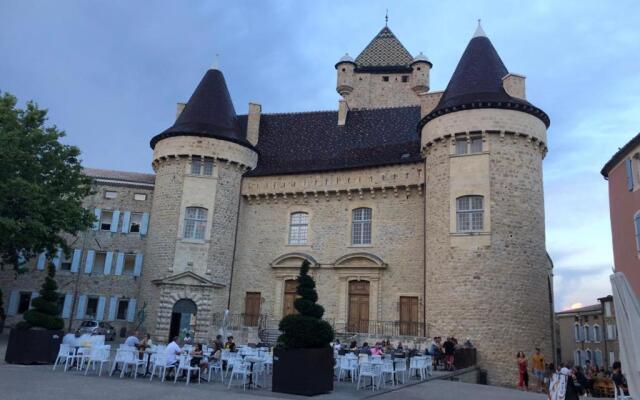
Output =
[
  {"x1": 5, "y1": 328, "x2": 63, "y2": 364},
  {"x1": 272, "y1": 347, "x2": 334, "y2": 396}
]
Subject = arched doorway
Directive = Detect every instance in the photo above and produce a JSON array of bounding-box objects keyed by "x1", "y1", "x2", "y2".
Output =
[
  {"x1": 169, "y1": 299, "x2": 197, "y2": 342},
  {"x1": 348, "y1": 280, "x2": 370, "y2": 333}
]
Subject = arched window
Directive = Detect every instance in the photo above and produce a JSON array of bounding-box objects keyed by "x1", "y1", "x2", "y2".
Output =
[
  {"x1": 593, "y1": 324, "x2": 601, "y2": 342},
  {"x1": 184, "y1": 207, "x2": 207, "y2": 239},
  {"x1": 456, "y1": 196, "x2": 484, "y2": 232},
  {"x1": 594, "y1": 350, "x2": 603, "y2": 368},
  {"x1": 574, "y1": 349, "x2": 582, "y2": 367},
  {"x1": 352, "y1": 208, "x2": 372, "y2": 245},
  {"x1": 574, "y1": 323, "x2": 581, "y2": 342},
  {"x1": 583, "y1": 324, "x2": 591, "y2": 342},
  {"x1": 288, "y1": 212, "x2": 309, "y2": 245}
]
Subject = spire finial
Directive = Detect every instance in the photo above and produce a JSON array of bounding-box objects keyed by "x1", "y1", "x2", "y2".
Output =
[
  {"x1": 211, "y1": 53, "x2": 220, "y2": 70},
  {"x1": 473, "y1": 19, "x2": 486, "y2": 38},
  {"x1": 385, "y1": 9, "x2": 388, "y2": 26}
]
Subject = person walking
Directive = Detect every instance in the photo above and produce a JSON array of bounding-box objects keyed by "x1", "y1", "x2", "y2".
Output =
[
  {"x1": 531, "y1": 347, "x2": 545, "y2": 392},
  {"x1": 517, "y1": 351, "x2": 529, "y2": 390}
]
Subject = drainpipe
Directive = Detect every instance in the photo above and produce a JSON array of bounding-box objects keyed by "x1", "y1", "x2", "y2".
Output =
[
  {"x1": 227, "y1": 176, "x2": 244, "y2": 310},
  {"x1": 600, "y1": 299, "x2": 608, "y2": 369},
  {"x1": 422, "y1": 168, "x2": 427, "y2": 338}
]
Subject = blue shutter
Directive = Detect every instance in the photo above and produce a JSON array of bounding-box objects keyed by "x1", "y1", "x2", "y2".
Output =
[
  {"x1": 635, "y1": 215, "x2": 640, "y2": 251},
  {"x1": 93, "y1": 208, "x2": 101, "y2": 230},
  {"x1": 110, "y1": 210, "x2": 120, "y2": 233},
  {"x1": 108, "y1": 297, "x2": 118, "y2": 321},
  {"x1": 62, "y1": 293, "x2": 73, "y2": 318},
  {"x1": 133, "y1": 253, "x2": 143, "y2": 277},
  {"x1": 84, "y1": 250, "x2": 95, "y2": 274},
  {"x1": 52, "y1": 248, "x2": 62, "y2": 270},
  {"x1": 70, "y1": 249, "x2": 81, "y2": 273},
  {"x1": 75, "y1": 295, "x2": 87, "y2": 319},
  {"x1": 626, "y1": 158, "x2": 634, "y2": 191},
  {"x1": 115, "y1": 252, "x2": 124, "y2": 275},
  {"x1": 121, "y1": 211, "x2": 131, "y2": 233},
  {"x1": 7, "y1": 290, "x2": 19, "y2": 316},
  {"x1": 36, "y1": 252, "x2": 46, "y2": 270},
  {"x1": 30, "y1": 292, "x2": 39, "y2": 308},
  {"x1": 96, "y1": 296, "x2": 106, "y2": 321},
  {"x1": 140, "y1": 212, "x2": 150, "y2": 235},
  {"x1": 126, "y1": 298, "x2": 137, "y2": 322},
  {"x1": 103, "y1": 252, "x2": 113, "y2": 275}
]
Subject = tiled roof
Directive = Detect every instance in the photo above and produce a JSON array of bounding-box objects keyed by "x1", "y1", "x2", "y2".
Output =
[
  {"x1": 242, "y1": 106, "x2": 422, "y2": 177},
  {"x1": 83, "y1": 168, "x2": 155, "y2": 185},
  {"x1": 354, "y1": 27, "x2": 414, "y2": 71},
  {"x1": 556, "y1": 304, "x2": 601, "y2": 316},
  {"x1": 601, "y1": 132, "x2": 640, "y2": 178}
]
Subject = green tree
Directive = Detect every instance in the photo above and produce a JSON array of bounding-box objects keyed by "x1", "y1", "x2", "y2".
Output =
[
  {"x1": 277, "y1": 260, "x2": 334, "y2": 348},
  {"x1": 0, "y1": 92, "x2": 93, "y2": 272},
  {"x1": 21, "y1": 263, "x2": 63, "y2": 330}
]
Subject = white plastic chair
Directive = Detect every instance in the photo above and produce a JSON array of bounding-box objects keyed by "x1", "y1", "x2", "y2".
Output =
[
  {"x1": 148, "y1": 352, "x2": 176, "y2": 382},
  {"x1": 409, "y1": 356, "x2": 426, "y2": 380},
  {"x1": 358, "y1": 353, "x2": 369, "y2": 364},
  {"x1": 174, "y1": 354, "x2": 200, "y2": 385},
  {"x1": 379, "y1": 359, "x2": 396, "y2": 387},
  {"x1": 338, "y1": 357, "x2": 358, "y2": 382},
  {"x1": 252, "y1": 361, "x2": 266, "y2": 388},
  {"x1": 206, "y1": 359, "x2": 224, "y2": 383},
  {"x1": 121, "y1": 349, "x2": 145, "y2": 379},
  {"x1": 73, "y1": 347, "x2": 92, "y2": 370},
  {"x1": 84, "y1": 345, "x2": 111, "y2": 376},
  {"x1": 393, "y1": 359, "x2": 407, "y2": 384},
  {"x1": 614, "y1": 385, "x2": 631, "y2": 400},
  {"x1": 227, "y1": 359, "x2": 250, "y2": 389},
  {"x1": 53, "y1": 344, "x2": 75, "y2": 371},
  {"x1": 424, "y1": 355, "x2": 433, "y2": 377},
  {"x1": 357, "y1": 362, "x2": 378, "y2": 391}
]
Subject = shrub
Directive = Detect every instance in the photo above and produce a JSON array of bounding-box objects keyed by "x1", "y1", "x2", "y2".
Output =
[
  {"x1": 277, "y1": 260, "x2": 334, "y2": 348},
  {"x1": 22, "y1": 262, "x2": 64, "y2": 330}
]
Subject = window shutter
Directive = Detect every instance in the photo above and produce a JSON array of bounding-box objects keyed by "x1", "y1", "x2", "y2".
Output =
[
  {"x1": 115, "y1": 252, "x2": 124, "y2": 275},
  {"x1": 133, "y1": 253, "x2": 143, "y2": 277},
  {"x1": 76, "y1": 295, "x2": 87, "y2": 319},
  {"x1": 53, "y1": 248, "x2": 62, "y2": 270},
  {"x1": 140, "y1": 212, "x2": 150, "y2": 235},
  {"x1": 8, "y1": 290, "x2": 19, "y2": 315},
  {"x1": 635, "y1": 215, "x2": 640, "y2": 251},
  {"x1": 70, "y1": 249, "x2": 82, "y2": 273},
  {"x1": 104, "y1": 252, "x2": 113, "y2": 275},
  {"x1": 92, "y1": 208, "x2": 102, "y2": 230},
  {"x1": 126, "y1": 298, "x2": 137, "y2": 322},
  {"x1": 62, "y1": 293, "x2": 73, "y2": 318},
  {"x1": 96, "y1": 296, "x2": 106, "y2": 321},
  {"x1": 121, "y1": 211, "x2": 131, "y2": 233},
  {"x1": 84, "y1": 250, "x2": 95, "y2": 274},
  {"x1": 110, "y1": 210, "x2": 120, "y2": 233},
  {"x1": 626, "y1": 158, "x2": 634, "y2": 191},
  {"x1": 37, "y1": 252, "x2": 46, "y2": 270},
  {"x1": 108, "y1": 297, "x2": 118, "y2": 321},
  {"x1": 30, "y1": 292, "x2": 39, "y2": 308}
]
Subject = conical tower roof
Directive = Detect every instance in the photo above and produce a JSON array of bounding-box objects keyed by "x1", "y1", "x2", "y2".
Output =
[
  {"x1": 354, "y1": 26, "x2": 415, "y2": 72},
  {"x1": 420, "y1": 25, "x2": 549, "y2": 129},
  {"x1": 150, "y1": 68, "x2": 253, "y2": 149}
]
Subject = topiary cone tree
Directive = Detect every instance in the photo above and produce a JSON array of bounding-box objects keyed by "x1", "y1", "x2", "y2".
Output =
[
  {"x1": 22, "y1": 262, "x2": 63, "y2": 330},
  {"x1": 278, "y1": 260, "x2": 334, "y2": 348}
]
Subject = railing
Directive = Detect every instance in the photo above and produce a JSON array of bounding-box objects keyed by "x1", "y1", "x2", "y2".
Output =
[
  {"x1": 326, "y1": 319, "x2": 426, "y2": 337},
  {"x1": 211, "y1": 313, "x2": 269, "y2": 331}
]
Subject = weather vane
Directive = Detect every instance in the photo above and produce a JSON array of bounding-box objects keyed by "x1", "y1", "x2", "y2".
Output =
[{"x1": 385, "y1": 9, "x2": 388, "y2": 26}]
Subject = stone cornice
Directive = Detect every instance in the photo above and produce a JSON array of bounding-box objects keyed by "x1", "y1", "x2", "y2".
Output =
[{"x1": 422, "y1": 129, "x2": 548, "y2": 158}]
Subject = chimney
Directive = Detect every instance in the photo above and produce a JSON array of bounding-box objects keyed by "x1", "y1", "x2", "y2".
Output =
[
  {"x1": 247, "y1": 103, "x2": 261, "y2": 146},
  {"x1": 419, "y1": 91, "x2": 443, "y2": 118},
  {"x1": 502, "y1": 73, "x2": 526, "y2": 100},
  {"x1": 176, "y1": 102, "x2": 186, "y2": 119},
  {"x1": 338, "y1": 99, "x2": 349, "y2": 126}
]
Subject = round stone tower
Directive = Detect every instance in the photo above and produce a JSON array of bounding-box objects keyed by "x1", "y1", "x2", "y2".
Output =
[
  {"x1": 141, "y1": 65, "x2": 257, "y2": 342},
  {"x1": 335, "y1": 53, "x2": 356, "y2": 97},
  {"x1": 419, "y1": 24, "x2": 553, "y2": 386}
]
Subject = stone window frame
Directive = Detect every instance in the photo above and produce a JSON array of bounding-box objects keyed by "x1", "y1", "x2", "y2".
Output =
[
  {"x1": 288, "y1": 211, "x2": 309, "y2": 246},
  {"x1": 453, "y1": 133, "x2": 484, "y2": 156},
  {"x1": 116, "y1": 298, "x2": 129, "y2": 321},
  {"x1": 592, "y1": 324, "x2": 601, "y2": 343},
  {"x1": 351, "y1": 207, "x2": 373, "y2": 246},
  {"x1": 574, "y1": 322, "x2": 581, "y2": 342},
  {"x1": 183, "y1": 206, "x2": 208, "y2": 240},
  {"x1": 189, "y1": 156, "x2": 215, "y2": 177},
  {"x1": 455, "y1": 195, "x2": 484, "y2": 232},
  {"x1": 583, "y1": 323, "x2": 591, "y2": 342}
]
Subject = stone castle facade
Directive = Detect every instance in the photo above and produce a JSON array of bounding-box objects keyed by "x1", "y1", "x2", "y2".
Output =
[{"x1": 1, "y1": 23, "x2": 554, "y2": 385}]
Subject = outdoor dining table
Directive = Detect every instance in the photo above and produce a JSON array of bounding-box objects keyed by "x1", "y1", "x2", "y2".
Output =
[{"x1": 243, "y1": 356, "x2": 262, "y2": 389}]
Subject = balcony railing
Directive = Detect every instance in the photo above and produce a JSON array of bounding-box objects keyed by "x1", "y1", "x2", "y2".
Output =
[{"x1": 212, "y1": 312, "x2": 268, "y2": 330}]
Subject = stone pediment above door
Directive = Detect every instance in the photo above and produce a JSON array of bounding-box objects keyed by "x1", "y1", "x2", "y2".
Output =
[
  {"x1": 334, "y1": 252, "x2": 387, "y2": 269},
  {"x1": 270, "y1": 253, "x2": 318, "y2": 268},
  {"x1": 152, "y1": 271, "x2": 225, "y2": 288}
]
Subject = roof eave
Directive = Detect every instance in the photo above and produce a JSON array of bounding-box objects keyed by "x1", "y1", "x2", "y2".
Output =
[{"x1": 601, "y1": 132, "x2": 640, "y2": 178}]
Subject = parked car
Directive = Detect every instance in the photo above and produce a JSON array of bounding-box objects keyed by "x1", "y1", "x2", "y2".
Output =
[{"x1": 78, "y1": 320, "x2": 116, "y2": 341}]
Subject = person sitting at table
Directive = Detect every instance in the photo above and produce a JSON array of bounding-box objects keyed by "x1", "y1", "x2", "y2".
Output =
[
  {"x1": 349, "y1": 341, "x2": 358, "y2": 352},
  {"x1": 371, "y1": 343, "x2": 384, "y2": 356},
  {"x1": 124, "y1": 331, "x2": 140, "y2": 348},
  {"x1": 165, "y1": 336, "x2": 182, "y2": 379},
  {"x1": 224, "y1": 336, "x2": 236, "y2": 351},
  {"x1": 360, "y1": 342, "x2": 371, "y2": 356},
  {"x1": 190, "y1": 343, "x2": 208, "y2": 375},
  {"x1": 333, "y1": 339, "x2": 341, "y2": 351},
  {"x1": 138, "y1": 333, "x2": 152, "y2": 359}
]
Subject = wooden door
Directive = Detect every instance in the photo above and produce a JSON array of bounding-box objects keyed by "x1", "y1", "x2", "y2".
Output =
[
  {"x1": 348, "y1": 281, "x2": 370, "y2": 333},
  {"x1": 283, "y1": 280, "x2": 298, "y2": 317},
  {"x1": 244, "y1": 292, "x2": 261, "y2": 326},
  {"x1": 399, "y1": 296, "x2": 419, "y2": 336}
]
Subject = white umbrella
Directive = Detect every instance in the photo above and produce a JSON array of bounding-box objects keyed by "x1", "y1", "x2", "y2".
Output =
[{"x1": 610, "y1": 272, "x2": 640, "y2": 398}]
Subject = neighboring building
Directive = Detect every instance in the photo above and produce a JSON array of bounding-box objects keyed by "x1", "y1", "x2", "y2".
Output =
[
  {"x1": 556, "y1": 296, "x2": 620, "y2": 370},
  {"x1": 602, "y1": 132, "x2": 640, "y2": 296},
  {"x1": 0, "y1": 22, "x2": 554, "y2": 385}
]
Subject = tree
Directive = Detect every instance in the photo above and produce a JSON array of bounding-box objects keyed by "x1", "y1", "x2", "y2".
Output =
[
  {"x1": 277, "y1": 260, "x2": 334, "y2": 348},
  {"x1": 21, "y1": 263, "x2": 64, "y2": 330},
  {"x1": 0, "y1": 287, "x2": 5, "y2": 321},
  {"x1": 0, "y1": 92, "x2": 94, "y2": 272}
]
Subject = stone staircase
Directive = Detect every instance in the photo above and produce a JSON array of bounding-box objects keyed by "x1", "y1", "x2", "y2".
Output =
[{"x1": 258, "y1": 327, "x2": 281, "y2": 346}]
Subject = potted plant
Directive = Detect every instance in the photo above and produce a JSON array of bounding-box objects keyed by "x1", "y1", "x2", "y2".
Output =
[
  {"x1": 5, "y1": 262, "x2": 64, "y2": 364},
  {"x1": 272, "y1": 260, "x2": 335, "y2": 396}
]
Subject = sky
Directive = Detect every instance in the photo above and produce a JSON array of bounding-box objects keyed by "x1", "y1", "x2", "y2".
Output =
[{"x1": 2, "y1": 1, "x2": 640, "y2": 311}]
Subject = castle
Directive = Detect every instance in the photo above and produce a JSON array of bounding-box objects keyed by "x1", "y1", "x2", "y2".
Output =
[{"x1": 1, "y1": 23, "x2": 554, "y2": 385}]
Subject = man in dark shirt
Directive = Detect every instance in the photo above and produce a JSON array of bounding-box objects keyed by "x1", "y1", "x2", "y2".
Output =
[
  {"x1": 443, "y1": 337, "x2": 455, "y2": 371},
  {"x1": 611, "y1": 361, "x2": 629, "y2": 395}
]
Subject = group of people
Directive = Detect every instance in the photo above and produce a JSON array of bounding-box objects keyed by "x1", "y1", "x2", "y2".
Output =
[
  {"x1": 334, "y1": 339, "x2": 405, "y2": 356},
  {"x1": 427, "y1": 336, "x2": 473, "y2": 371},
  {"x1": 516, "y1": 348, "x2": 546, "y2": 391}
]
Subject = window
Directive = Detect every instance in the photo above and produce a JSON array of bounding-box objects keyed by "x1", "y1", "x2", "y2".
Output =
[
  {"x1": 190, "y1": 157, "x2": 213, "y2": 176},
  {"x1": 100, "y1": 210, "x2": 113, "y2": 231},
  {"x1": 134, "y1": 193, "x2": 147, "y2": 201},
  {"x1": 635, "y1": 213, "x2": 640, "y2": 252},
  {"x1": 191, "y1": 158, "x2": 202, "y2": 175},
  {"x1": 382, "y1": 76, "x2": 389, "y2": 82},
  {"x1": 203, "y1": 159, "x2": 214, "y2": 176},
  {"x1": 455, "y1": 135, "x2": 483, "y2": 155},
  {"x1": 625, "y1": 158, "x2": 634, "y2": 191},
  {"x1": 574, "y1": 349, "x2": 582, "y2": 367},
  {"x1": 288, "y1": 212, "x2": 309, "y2": 245},
  {"x1": 94, "y1": 252, "x2": 107, "y2": 274},
  {"x1": 352, "y1": 207, "x2": 372, "y2": 245},
  {"x1": 104, "y1": 191, "x2": 117, "y2": 199},
  {"x1": 184, "y1": 207, "x2": 207, "y2": 240},
  {"x1": 123, "y1": 254, "x2": 136, "y2": 275},
  {"x1": 607, "y1": 323, "x2": 617, "y2": 340},
  {"x1": 85, "y1": 296, "x2": 99, "y2": 319},
  {"x1": 129, "y1": 213, "x2": 142, "y2": 233},
  {"x1": 574, "y1": 323, "x2": 581, "y2": 342},
  {"x1": 18, "y1": 292, "x2": 32, "y2": 314},
  {"x1": 401, "y1": 75, "x2": 409, "y2": 83},
  {"x1": 117, "y1": 299, "x2": 129, "y2": 320},
  {"x1": 585, "y1": 349, "x2": 592, "y2": 364},
  {"x1": 583, "y1": 324, "x2": 590, "y2": 342},
  {"x1": 456, "y1": 196, "x2": 484, "y2": 232},
  {"x1": 604, "y1": 302, "x2": 611, "y2": 317},
  {"x1": 594, "y1": 350, "x2": 603, "y2": 368},
  {"x1": 60, "y1": 252, "x2": 72, "y2": 271},
  {"x1": 593, "y1": 324, "x2": 601, "y2": 342}
]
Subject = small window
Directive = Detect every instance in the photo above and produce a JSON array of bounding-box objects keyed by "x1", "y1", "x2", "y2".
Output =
[
  {"x1": 18, "y1": 292, "x2": 32, "y2": 314},
  {"x1": 583, "y1": 324, "x2": 591, "y2": 342},
  {"x1": 455, "y1": 138, "x2": 468, "y2": 155},
  {"x1": 134, "y1": 193, "x2": 147, "y2": 201},
  {"x1": 85, "y1": 297, "x2": 99, "y2": 319},
  {"x1": 60, "y1": 252, "x2": 73, "y2": 271},
  {"x1": 104, "y1": 191, "x2": 117, "y2": 199},
  {"x1": 401, "y1": 75, "x2": 409, "y2": 83},
  {"x1": 123, "y1": 254, "x2": 136, "y2": 275},
  {"x1": 117, "y1": 299, "x2": 129, "y2": 320},
  {"x1": 100, "y1": 210, "x2": 113, "y2": 231},
  {"x1": 455, "y1": 135, "x2": 482, "y2": 155},
  {"x1": 129, "y1": 213, "x2": 142, "y2": 233},
  {"x1": 456, "y1": 196, "x2": 484, "y2": 232},
  {"x1": 417, "y1": 67, "x2": 421, "y2": 71},
  {"x1": 352, "y1": 207, "x2": 372, "y2": 245},
  {"x1": 203, "y1": 159, "x2": 214, "y2": 176},
  {"x1": 604, "y1": 302, "x2": 611, "y2": 317},
  {"x1": 94, "y1": 252, "x2": 107, "y2": 274},
  {"x1": 382, "y1": 76, "x2": 389, "y2": 82},
  {"x1": 341, "y1": 67, "x2": 346, "y2": 72},
  {"x1": 593, "y1": 325, "x2": 601, "y2": 342},
  {"x1": 191, "y1": 158, "x2": 202, "y2": 175},
  {"x1": 289, "y1": 212, "x2": 309, "y2": 245},
  {"x1": 634, "y1": 213, "x2": 640, "y2": 252},
  {"x1": 184, "y1": 207, "x2": 207, "y2": 240}
]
